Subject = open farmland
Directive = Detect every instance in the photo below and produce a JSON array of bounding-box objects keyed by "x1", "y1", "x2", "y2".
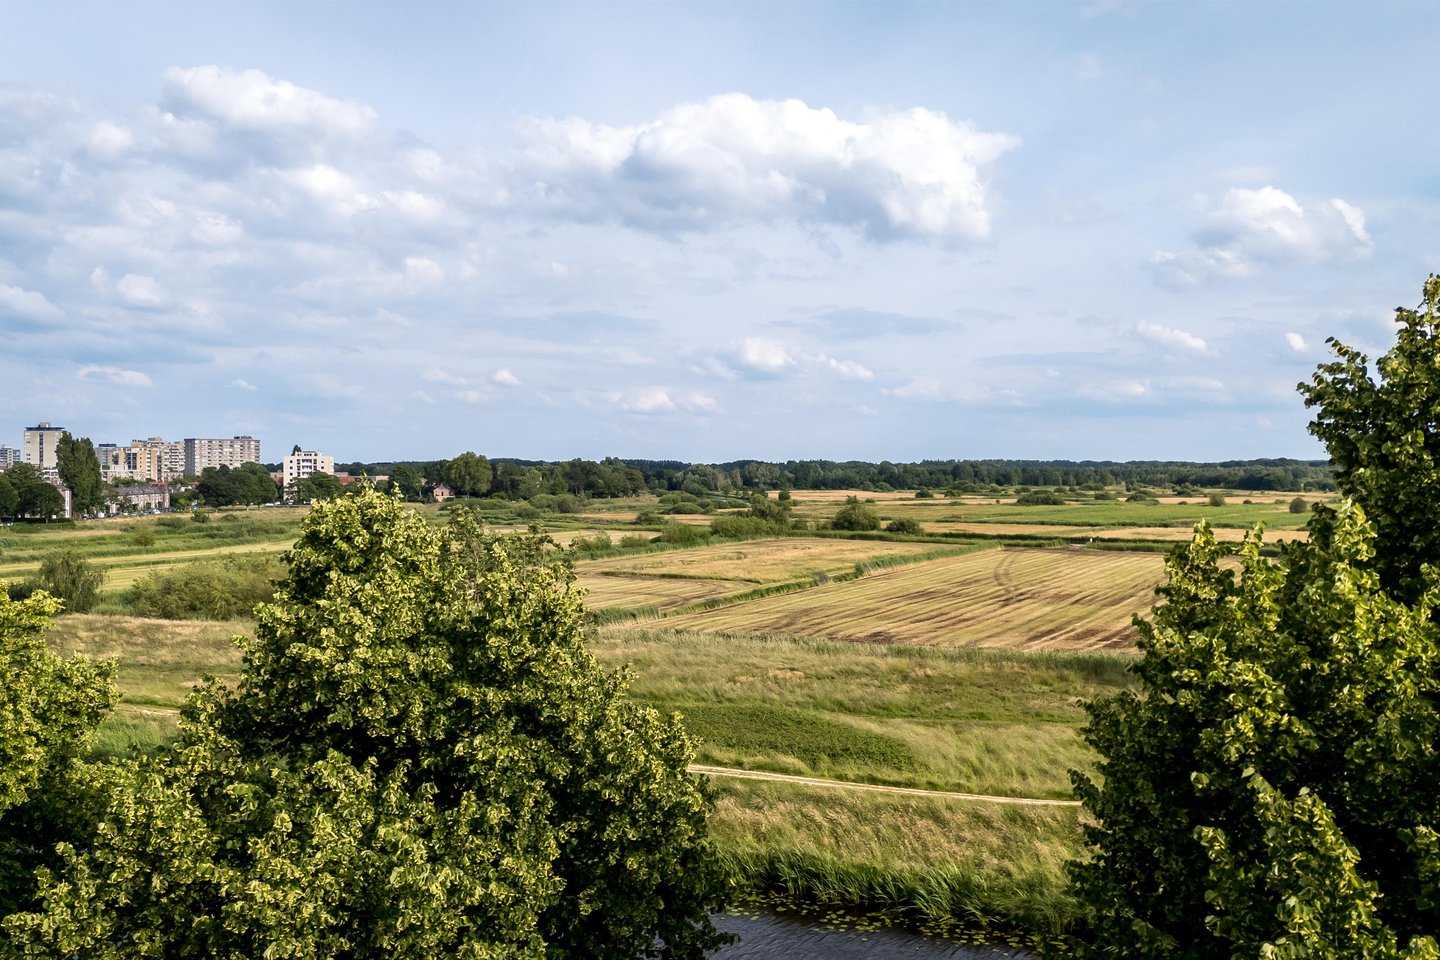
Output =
[
  {"x1": 578, "y1": 536, "x2": 950, "y2": 584},
  {"x1": 660, "y1": 547, "x2": 1166, "y2": 650},
  {"x1": 576, "y1": 573, "x2": 749, "y2": 612}
]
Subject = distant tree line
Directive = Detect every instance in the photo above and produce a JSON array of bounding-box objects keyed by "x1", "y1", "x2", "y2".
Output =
[{"x1": 334, "y1": 456, "x2": 1333, "y2": 502}]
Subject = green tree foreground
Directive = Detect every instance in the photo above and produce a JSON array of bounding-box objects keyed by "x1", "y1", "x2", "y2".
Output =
[
  {"x1": 1065, "y1": 278, "x2": 1440, "y2": 958},
  {"x1": 0, "y1": 490, "x2": 729, "y2": 957}
]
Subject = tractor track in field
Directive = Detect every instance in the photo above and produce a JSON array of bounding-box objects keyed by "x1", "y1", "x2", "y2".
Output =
[{"x1": 688, "y1": 764, "x2": 1081, "y2": 807}]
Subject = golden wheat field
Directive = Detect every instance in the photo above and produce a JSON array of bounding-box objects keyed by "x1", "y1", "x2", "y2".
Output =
[
  {"x1": 576, "y1": 537, "x2": 947, "y2": 584},
  {"x1": 575, "y1": 574, "x2": 750, "y2": 611},
  {"x1": 659, "y1": 547, "x2": 1166, "y2": 650}
]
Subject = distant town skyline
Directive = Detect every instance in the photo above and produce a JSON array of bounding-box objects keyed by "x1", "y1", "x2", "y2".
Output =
[{"x1": 1, "y1": 2, "x2": 1435, "y2": 462}]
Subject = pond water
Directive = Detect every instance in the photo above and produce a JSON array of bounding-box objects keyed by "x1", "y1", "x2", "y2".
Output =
[{"x1": 709, "y1": 911, "x2": 1034, "y2": 959}]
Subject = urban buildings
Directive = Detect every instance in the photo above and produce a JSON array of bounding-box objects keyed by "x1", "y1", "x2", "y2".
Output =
[
  {"x1": 0, "y1": 445, "x2": 19, "y2": 469},
  {"x1": 184, "y1": 436, "x2": 261, "y2": 476},
  {"x1": 23, "y1": 422, "x2": 65, "y2": 473},
  {"x1": 283, "y1": 450, "x2": 335, "y2": 489}
]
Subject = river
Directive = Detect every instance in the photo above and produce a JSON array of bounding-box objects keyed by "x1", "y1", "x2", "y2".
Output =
[{"x1": 709, "y1": 911, "x2": 1035, "y2": 959}]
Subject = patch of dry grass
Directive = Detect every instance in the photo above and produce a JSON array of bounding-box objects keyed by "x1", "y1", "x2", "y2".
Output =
[{"x1": 578, "y1": 537, "x2": 948, "y2": 584}]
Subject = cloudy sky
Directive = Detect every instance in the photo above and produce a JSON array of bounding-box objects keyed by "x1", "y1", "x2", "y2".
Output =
[{"x1": 1, "y1": 1, "x2": 1436, "y2": 463}]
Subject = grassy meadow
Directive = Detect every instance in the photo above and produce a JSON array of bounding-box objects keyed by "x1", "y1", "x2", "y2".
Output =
[{"x1": 11, "y1": 483, "x2": 1329, "y2": 934}]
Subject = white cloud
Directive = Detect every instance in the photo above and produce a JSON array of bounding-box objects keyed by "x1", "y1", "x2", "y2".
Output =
[
  {"x1": 230, "y1": 378, "x2": 258, "y2": 390},
  {"x1": 1076, "y1": 52, "x2": 1104, "y2": 81},
  {"x1": 421, "y1": 368, "x2": 467, "y2": 386},
  {"x1": 1080, "y1": 378, "x2": 1151, "y2": 402},
  {"x1": 161, "y1": 65, "x2": 379, "y2": 142},
  {"x1": 735, "y1": 337, "x2": 794, "y2": 375},
  {"x1": 1152, "y1": 186, "x2": 1372, "y2": 288},
  {"x1": 88, "y1": 121, "x2": 134, "y2": 159},
  {"x1": 1136, "y1": 320, "x2": 1210, "y2": 355},
  {"x1": 115, "y1": 273, "x2": 167, "y2": 307},
  {"x1": 607, "y1": 387, "x2": 719, "y2": 415},
  {"x1": 0, "y1": 283, "x2": 62, "y2": 321},
  {"x1": 1286, "y1": 332, "x2": 1308, "y2": 352},
  {"x1": 511, "y1": 93, "x2": 1018, "y2": 240},
  {"x1": 819, "y1": 355, "x2": 875, "y2": 380},
  {"x1": 493, "y1": 368, "x2": 521, "y2": 386},
  {"x1": 78, "y1": 365, "x2": 152, "y2": 387}
]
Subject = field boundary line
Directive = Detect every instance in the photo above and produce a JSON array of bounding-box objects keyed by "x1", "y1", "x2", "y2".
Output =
[{"x1": 688, "y1": 764, "x2": 1081, "y2": 807}]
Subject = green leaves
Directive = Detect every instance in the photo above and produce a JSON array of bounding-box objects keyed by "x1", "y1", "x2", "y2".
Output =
[
  {"x1": 1065, "y1": 506, "x2": 1440, "y2": 959},
  {"x1": 2, "y1": 488, "x2": 729, "y2": 957}
]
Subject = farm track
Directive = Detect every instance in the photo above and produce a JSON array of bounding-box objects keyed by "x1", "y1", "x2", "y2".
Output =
[{"x1": 689, "y1": 764, "x2": 1081, "y2": 807}]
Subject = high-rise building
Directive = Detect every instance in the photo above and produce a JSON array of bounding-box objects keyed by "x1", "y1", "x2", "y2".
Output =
[
  {"x1": 0, "y1": 445, "x2": 20, "y2": 470},
  {"x1": 283, "y1": 450, "x2": 334, "y2": 489},
  {"x1": 23, "y1": 422, "x2": 65, "y2": 471},
  {"x1": 184, "y1": 436, "x2": 261, "y2": 476}
]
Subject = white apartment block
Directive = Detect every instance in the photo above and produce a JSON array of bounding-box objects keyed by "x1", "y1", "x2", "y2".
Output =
[
  {"x1": 0, "y1": 445, "x2": 19, "y2": 470},
  {"x1": 101, "y1": 438, "x2": 184, "y2": 482},
  {"x1": 184, "y1": 436, "x2": 261, "y2": 476},
  {"x1": 283, "y1": 450, "x2": 335, "y2": 489},
  {"x1": 23, "y1": 422, "x2": 65, "y2": 471}
]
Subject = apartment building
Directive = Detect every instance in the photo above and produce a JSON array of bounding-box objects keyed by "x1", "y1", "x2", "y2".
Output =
[
  {"x1": 0, "y1": 445, "x2": 19, "y2": 470},
  {"x1": 23, "y1": 422, "x2": 65, "y2": 471},
  {"x1": 184, "y1": 436, "x2": 261, "y2": 476},
  {"x1": 283, "y1": 450, "x2": 334, "y2": 489}
]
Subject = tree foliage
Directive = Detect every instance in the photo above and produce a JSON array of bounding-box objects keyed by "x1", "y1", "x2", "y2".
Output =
[
  {"x1": 831, "y1": 496, "x2": 881, "y2": 531},
  {"x1": 4, "y1": 464, "x2": 63, "y2": 520},
  {"x1": 0, "y1": 474, "x2": 16, "y2": 519},
  {"x1": 31, "y1": 552, "x2": 104, "y2": 614},
  {"x1": 2, "y1": 489, "x2": 728, "y2": 957},
  {"x1": 1068, "y1": 279, "x2": 1440, "y2": 959},
  {"x1": 290, "y1": 470, "x2": 344, "y2": 503},
  {"x1": 1300, "y1": 275, "x2": 1440, "y2": 603},
  {"x1": 445, "y1": 451, "x2": 492, "y2": 497},
  {"x1": 1067, "y1": 512, "x2": 1440, "y2": 958},
  {"x1": 197, "y1": 462, "x2": 278, "y2": 507},
  {"x1": 0, "y1": 591, "x2": 115, "y2": 917},
  {"x1": 54, "y1": 433, "x2": 103, "y2": 517}
]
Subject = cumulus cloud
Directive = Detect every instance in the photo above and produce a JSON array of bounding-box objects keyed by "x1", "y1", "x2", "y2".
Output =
[
  {"x1": 1136, "y1": 320, "x2": 1210, "y2": 355},
  {"x1": 78, "y1": 365, "x2": 152, "y2": 387},
  {"x1": 0, "y1": 283, "x2": 62, "y2": 322},
  {"x1": 511, "y1": 94, "x2": 1018, "y2": 240},
  {"x1": 1286, "y1": 332, "x2": 1308, "y2": 352},
  {"x1": 161, "y1": 65, "x2": 379, "y2": 144},
  {"x1": 1080, "y1": 378, "x2": 1151, "y2": 402},
  {"x1": 819, "y1": 355, "x2": 875, "y2": 380},
  {"x1": 230, "y1": 378, "x2": 258, "y2": 390},
  {"x1": 492, "y1": 368, "x2": 521, "y2": 386},
  {"x1": 608, "y1": 387, "x2": 719, "y2": 415},
  {"x1": 1151, "y1": 186, "x2": 1372, "y2": 288}
]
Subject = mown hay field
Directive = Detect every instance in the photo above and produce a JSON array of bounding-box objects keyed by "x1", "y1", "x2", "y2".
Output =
[
  {"x1": 576, "y1": 574, "x2": 750, "y2": 611},
  {"x1": 577, "y1": 537, "x2": 949, "y2": 584},
  {"x1": 660, "y1": 547, "x2": 1166, "y2": 651}
]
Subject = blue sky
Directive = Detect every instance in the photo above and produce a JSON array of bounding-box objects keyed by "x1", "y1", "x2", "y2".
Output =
[{"x1": 1, "y1": 1, "x2": 1436, "y2": 463}]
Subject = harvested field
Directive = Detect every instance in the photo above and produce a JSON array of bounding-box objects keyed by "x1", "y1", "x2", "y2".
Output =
[
  {"x1": 661, "y1": 547, "x2": 1166, "y2": 651},
  {"x1": 922, "y1": 522, "x2": 1082, "y2": 537},
  {"x1": 575, "y1": 574, "x2": 748, "y2": 612},
  {"x1": 1096, "y1": 525, "x2": 1309, "y2": 542},
  {"x1": 577, "y1": 537, "x2": 946, "y2": 584}
]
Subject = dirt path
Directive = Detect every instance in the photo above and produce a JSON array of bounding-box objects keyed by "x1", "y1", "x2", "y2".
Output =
[{"x1": 688, "y1": 764, "x2": 1081, "y2": 807}]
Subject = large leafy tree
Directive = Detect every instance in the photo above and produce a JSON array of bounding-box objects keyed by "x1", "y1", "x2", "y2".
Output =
[
  {"x1": 0, "y1": 474, "x2": 17, "y2": 519},
  {"x1": 5, "y1": 464, "x2": 63, "y2": 520},
  {"x1": 1067, "y1": 514, "x2": 1440, "y2": 959},
  {"x1": 3, "y1": 489, "x2": 728, "y2": 957},
  {"x1": 54, "y1": 433, "x2": 102, "y2": 517},
  {"x1": 0, "y1": 591, "x2": 115, "y2": 918},
  {"x1": 446, "y1": 451, "x2": 492, "y2": 497},
  {"x1": 1067, "y1": 278, "x2": 1440, "y2": 959},
  {"x1": 1300, "y1": 275, "x2": 1440, "y2": 603}
]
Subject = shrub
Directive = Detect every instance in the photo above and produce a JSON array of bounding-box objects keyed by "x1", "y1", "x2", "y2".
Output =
[
  {"x1": 618, "y1": 534, "x2": 653, "y2": 549},
  {"x1": 1290, "y1": 495, "x2": 1309, "y2": 514},
  {"x1": 634, "y1": 510, "x2": 661, "y2": 525},
  {"x1": 568, "y1": 532, "x2": 613, "y2": 554},
  {"x1": 885, "y1": 518, "x2": 924, "y2": 535},
  {"x1": 831, "y1": 497, "x2": 881, "y2": 531},
  {"x1": 658, "y1": 522, "x2": 711, "y2": 546},
  {"x1": 1207, "y1": 492, "x2": 1227, "y2": 507},
  {"x1": 914, "y1": 488, "x2": 935, "y2": 499},
  {"x1": 191, "y1": 510, "x2": 211, "y2": 524},
  {"x1": 709, "y1": 515, "x2": 784, "y2": 539},
  {"x1": 34, "y1": 551, "x2": 104, "y2": 614},
  {"x1": 1016, "y1": 492, "x2": 1066, "y2": 506},
  {"x1": 131, "y1": 528, "x2": 157, "y2": 548},
  {"x1": 127, "y1": 556, "x2": 286, "y2": 620}
]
